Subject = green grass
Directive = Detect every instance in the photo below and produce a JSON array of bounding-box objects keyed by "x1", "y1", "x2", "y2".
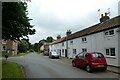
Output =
[
  {"x1": 36, "y1": 50, "x2": 43, "y2": 54},
  {"x1": 2, "y1": 60, "x2": 24, "y2": 79},
  {"x1": 15, "y1": 53, "x2": 28, "y2": 56},
  {"x1": 12, "y1": 51, "x2": 29, "y2": 57}
]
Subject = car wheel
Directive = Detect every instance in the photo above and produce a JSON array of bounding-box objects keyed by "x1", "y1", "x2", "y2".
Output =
[
  {"x1": 72, "y1": 61, "x2": 76, "y2": 67},
  {"x1": 51, "y1": 56, "x2": 53, "y2": 59},
  {"x1": 86, "y1": 65, "x2": 92, "y2": 72},
  {"x1": 102, "y1": 67, "x2": 107, "y2": 71}
]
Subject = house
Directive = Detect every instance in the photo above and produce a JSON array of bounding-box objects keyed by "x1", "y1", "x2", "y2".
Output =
[
  {"x1": 43, "y1": 43, "x2": 50, "y2": 53},
  {"x1": 49, "y1": 37, "x2": 67, "y2": 57},
  {"x1": 40, "y1": 45, "x2": 44, "y2": 52},
  {"x1": 1, "y1": 39, "x2": 18, "y2": 56},
  {"x1": 49, "y1": 14, "x2": 120, "y2": 67}
]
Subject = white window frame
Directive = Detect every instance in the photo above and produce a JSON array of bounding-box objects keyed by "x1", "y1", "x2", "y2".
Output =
[
  {"x1": 105, "y1": 48, "x2": 116, "y2": 58},
  {"x1": 81, "y1": 37, "x2": 87, "y2": 43},
  {"x1": 62, "y1": 42, "x2": 64, "y2": 46},
  {"x1": 70, "y1": 40, "x2": 73, "y2": 45},
  {"x1": 73, "y1": 49, "x2": 76, "y2": 54},
  {"x1": 104, "y1": 29, "x2": 115, "y2": 37},
  {"x1": 82, "y1": 48, "x2": 87, "y2": 52}
]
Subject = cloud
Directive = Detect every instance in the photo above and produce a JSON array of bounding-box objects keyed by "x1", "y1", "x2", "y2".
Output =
[{"x1": 27, "y1": 0, "x2": 119, "y2": 44}]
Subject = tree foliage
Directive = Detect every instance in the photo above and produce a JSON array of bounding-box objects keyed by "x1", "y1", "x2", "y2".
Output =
[
  {"x1": 31, "y1": 36, "x2": 54, "y2": 52},
  {"x1": 2, "y1": 2, "x2": 35, "y2": 40},
  {"x1": 46, "y1": 36, "x2": 54, "y2": 43},
  {"x1": 18, "y1": 39, "x2": 29, "y2": 53}
]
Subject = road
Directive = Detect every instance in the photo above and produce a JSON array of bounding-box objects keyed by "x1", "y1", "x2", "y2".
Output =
[{"x1": 7, "y1": 52, "x2": 119, "y2": 78}]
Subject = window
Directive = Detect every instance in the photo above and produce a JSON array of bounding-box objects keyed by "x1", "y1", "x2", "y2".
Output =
[
  {"x1": 92, "y1": 53, "x2": 104, "y2": 58},
  {"x1": 105, "y1": 48, "x2": 115, "y2": 56},
  {"x1": 3, "y1": 46, "x2": 6, "y2": 50},
  {"x1": 82, "y1": 48, "x2": 87, "y2": 52},
  {"x1": 110, "y1": 48, "x2": 115, "y2": 56},
  {"x1": 106, "y1": 49, "x2": 109, "y2": 55},
  {"x1": 105, "y1": 32, "x2": 108, "y2": 35},
  {"x1": 82, "y1": 37, "x2": 87, "y2": 42},
  {"x1": 70, "y1": 41, "x2": 73, "y2": 45},
  {"x1": 62, "y1": 42, "x2": 64, "y2": 46},
  {"x1": 104, "y1": 29, "x2": 114, "y2": 36},
  {"x1": 109, "y1": 30, "x2": 114, "y2": 35},
  {"x1": 77, "y1": 53, "x2": 83, "y2": 58},
  {"x1": 73, "y1": 49, "x2": 76, "y2": 54}
]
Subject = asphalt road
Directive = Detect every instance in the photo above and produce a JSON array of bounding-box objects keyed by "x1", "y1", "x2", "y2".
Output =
[{"x1": 7, "y1": 52, "x2": 119, "y2": 78}]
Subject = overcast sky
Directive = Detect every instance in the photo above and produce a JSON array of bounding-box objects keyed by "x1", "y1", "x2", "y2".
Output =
[{"x1": 27, "y1": 0, "x2": 119, "y2": 44}]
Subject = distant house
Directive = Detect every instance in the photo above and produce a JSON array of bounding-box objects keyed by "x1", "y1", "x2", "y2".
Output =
[
  {"x1": 49, "y1": 37, "x2": 66, "y2": 57},
  {"x1": 40, "y1": 45, "x2": 44, "y2": 52},
  {"x1": 49, "y1": 15, "x2": 120, "y2": 67},
  {"x1": 43, "y1": 43, "x2": 50, "y2": 53},
  {"x1": 1, "y1": 39, "x2": 18, "y2": 56}
]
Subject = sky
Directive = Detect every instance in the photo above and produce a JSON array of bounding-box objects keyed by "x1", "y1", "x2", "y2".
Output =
[{"x1": 27, "y1": 0, "x2": 120, "y2": 44}]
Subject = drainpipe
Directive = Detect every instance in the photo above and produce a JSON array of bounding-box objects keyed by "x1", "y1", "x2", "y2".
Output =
[{"x1": 66, "y1": 36, "x2": 68, "y2": 58}]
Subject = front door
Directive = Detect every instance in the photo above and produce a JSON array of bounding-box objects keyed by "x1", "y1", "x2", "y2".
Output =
[{"x1": 65, "y1": 49, "x2": 67, "y2": 57}]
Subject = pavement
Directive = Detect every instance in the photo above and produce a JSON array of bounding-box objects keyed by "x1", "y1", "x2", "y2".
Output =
[{"x1": 59, "y1": 57, "x2": 120, "y2": 74}]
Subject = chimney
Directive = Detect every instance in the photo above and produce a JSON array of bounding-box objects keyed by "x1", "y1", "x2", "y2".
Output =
[
  {"x1": 66, "y1": 30, "x2": 72, "y2": 36},
  {"x1": 100, "y1": 13, "x2": 110, "y2": 23},
  {"x1": 100, "y1": 14, "x2": 104, "y2": 23},
  {"x1": 57, "y1": 35, "x2": 61, "y2": 39}
]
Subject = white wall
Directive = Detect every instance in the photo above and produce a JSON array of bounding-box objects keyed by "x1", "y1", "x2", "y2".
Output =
[
  {"x1": 49, "y1": 27, "x2": 119, "y2": 67},
  {"x1": 49, "y1": 41, "x2": 66, "y2": 57},
  {"x1": 118, "y1": 27, "x2": 120, "y2": 67},
  {"x1": 67, "y1": 28, "x2": 119, "y2": 67}
]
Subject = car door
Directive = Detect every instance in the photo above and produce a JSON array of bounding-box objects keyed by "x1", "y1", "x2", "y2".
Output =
[
  {"x1": 75, "y1": 53, "x2": 84, "y2": 67},
  {"x1": 82, "y1": 53, "x2": 89, "y2": 68}
]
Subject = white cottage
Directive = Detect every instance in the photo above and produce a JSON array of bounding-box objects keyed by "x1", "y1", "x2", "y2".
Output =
[
  {"x1": 49, "y1": 37, "x2": 68, "y2": 57},
  {"x1": 50, "y1": 15, "x2": 120, "y2": 67}
]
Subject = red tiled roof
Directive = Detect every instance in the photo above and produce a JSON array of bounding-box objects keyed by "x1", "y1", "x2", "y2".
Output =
[{"x1": 50, "y1": 37, "x2": 65, "y2": 45}]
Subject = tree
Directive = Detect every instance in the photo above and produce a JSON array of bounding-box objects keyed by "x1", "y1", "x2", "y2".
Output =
[
  {"x1": 32, "y1": 43, "x2": 39, "y2": 52},
  {"x1": 46, "y1": 36, "x2": 54, "y2": 43},
  {"x1": 18, "y1": 39, "x2": 29, "y2": 53},
  {"x1": 2, "y1": 2, "x2": 35, "y2": 40},
  {"x1": 31, "y1": 37, "x2": 54, "y2": 52}
]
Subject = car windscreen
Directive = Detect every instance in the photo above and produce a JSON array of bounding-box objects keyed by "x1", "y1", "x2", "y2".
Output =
[
  {"x1": 92, "y1": 53, "x2": 104, "y2": 58},
  {"x1": 52, "y1": 52, "x2": 58, "y2": 55}
]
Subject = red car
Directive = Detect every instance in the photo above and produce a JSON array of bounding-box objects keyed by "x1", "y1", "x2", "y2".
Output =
[{"x1": 72, "y1": 52, "x2": 107, "y2": 72}]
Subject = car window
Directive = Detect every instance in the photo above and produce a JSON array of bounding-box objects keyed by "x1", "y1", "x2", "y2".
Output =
[
  {"x1": 92, "y1": 53, "x2": 104, "y2": 58},
  {"x1": 77, "y1": 53, "x2": 83, "y2": 58},
  {"x1": 52, "y1": 52, "x2": 58, "y2": 55}
]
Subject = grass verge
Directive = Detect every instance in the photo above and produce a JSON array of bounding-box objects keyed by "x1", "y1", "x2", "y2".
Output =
[
  {"x1": 2, "y1": 60, "x2": 24, "y2": 79},
  {"x1": 36, "y1": 50, "x2": 42, "y2": 54},
  {"x1": 12, "y1": 51, "x2": 30, "y2": 57}
]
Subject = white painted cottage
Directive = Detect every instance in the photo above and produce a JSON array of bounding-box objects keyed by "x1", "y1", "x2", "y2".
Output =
[{"x1": 49, "y1": 15, "x2": 120, "y2": 67}]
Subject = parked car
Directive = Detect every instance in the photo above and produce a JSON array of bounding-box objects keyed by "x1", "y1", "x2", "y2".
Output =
[
  {"x1": 72, "y1": 52, "x2": 107, "y2": 72},
  {"x1": 49, "y1": 51, "x2": 59, "y2": 59},
  {"x1": 43, "y1": 51, "x2": 49, "y2": 56}
]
